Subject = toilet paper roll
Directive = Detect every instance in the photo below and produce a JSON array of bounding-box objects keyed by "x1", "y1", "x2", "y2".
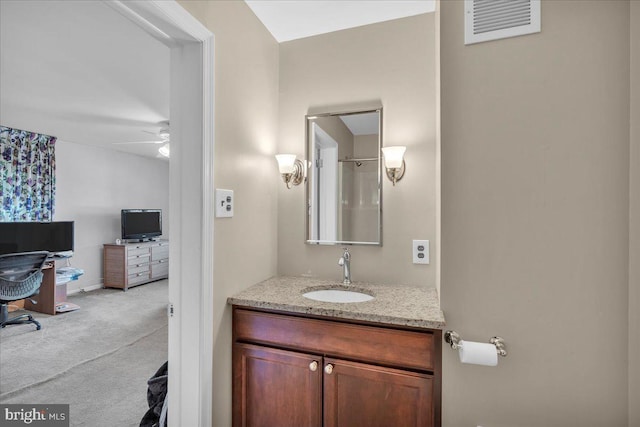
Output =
[{"x1": 458, "y1": 340, "x2": 498, "y2": 366}]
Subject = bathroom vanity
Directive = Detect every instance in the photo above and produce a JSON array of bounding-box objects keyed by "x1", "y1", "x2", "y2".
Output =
[{"x1": 228, "y1": 277, "x2": 445, "y2": 427}]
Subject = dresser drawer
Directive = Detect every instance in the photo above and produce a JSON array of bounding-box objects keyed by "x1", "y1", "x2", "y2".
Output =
[
  {"x1": 128, "y1": 246, "x2": 151, "y2": 257},
  {"x1": 128, "y1": 271, "x2": 151, "y2": 285},
  {"x1": 128, "y1": 264, "x2": 150, "y2": 276},
  {"x1": 151, "y1": 261, "x2": 169, "y2": 278},
  {"x1": 128, "y1": 252, "x2": 151, "y2": 264},
  {"x1": 233, "y1": 309, "x2": 435, "y2": 371},
  {"x1": 151, "y1": 245, "x2": 169, "y2": 261}
]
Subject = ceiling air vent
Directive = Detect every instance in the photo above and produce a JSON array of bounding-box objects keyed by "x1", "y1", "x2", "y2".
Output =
[{"x1": 465, "y1": 0, "x2": 541, "y2": 45}]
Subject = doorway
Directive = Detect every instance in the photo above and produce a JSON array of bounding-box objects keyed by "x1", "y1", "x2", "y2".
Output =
[
  {"x1": 310, "y1": 123, "x2": 339, "y2": 241},
  {"x1": 110, "y1": 2, "x2": 215, "y2": 425}
]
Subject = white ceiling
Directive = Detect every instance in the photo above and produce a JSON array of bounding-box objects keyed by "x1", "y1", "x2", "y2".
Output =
[
  {"x1": 1, "y1": 1, "x2": 433, "y2": 160},
  {"x1": 245, "y1": 0, "x2": 436, "y2": 43},
  {"x1": 0, "y1": 0, "x2": 170, "y2": 159},
  {"x1": 340, "y1": 113, "x2": 379, "y2": 136}
]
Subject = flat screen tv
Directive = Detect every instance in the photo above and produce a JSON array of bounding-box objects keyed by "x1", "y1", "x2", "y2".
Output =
[
  {"x1": 121, "y1": 209, "x2": 162, "y2": 241},
  {"x1": 0, "y1": 221, "x2": 75, "y2": 256}
]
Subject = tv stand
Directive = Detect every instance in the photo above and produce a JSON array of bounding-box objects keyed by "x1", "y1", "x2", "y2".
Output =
[{"x1": 103, "y1": 240, "x2": 169, "y2": 290}]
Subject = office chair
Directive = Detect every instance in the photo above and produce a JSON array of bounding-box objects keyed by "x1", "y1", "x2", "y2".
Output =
[{"x1": 0, "y1": 251, "x2": 49, "y2": 331}]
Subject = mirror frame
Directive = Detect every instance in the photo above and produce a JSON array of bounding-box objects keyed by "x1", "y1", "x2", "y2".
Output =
[{"x1": 305, "y1": 108, "x2": 383, "y2": 246}]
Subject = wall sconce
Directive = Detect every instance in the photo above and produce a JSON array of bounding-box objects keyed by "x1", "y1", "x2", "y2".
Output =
[
  {"x1": 381, "y1": 146, "x2": 406, "y2": 186},
  {"x1": 275, "y1": 154, "x2": 305, "y2": 189}
]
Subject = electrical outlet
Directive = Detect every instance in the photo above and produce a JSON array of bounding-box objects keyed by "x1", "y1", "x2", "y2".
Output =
[
  {"x1": 412, "y1": 240, "x2": 429, "y2": 264},
  {"x1": 215, "y1": 189, "x2": 234, "y2": 218}
]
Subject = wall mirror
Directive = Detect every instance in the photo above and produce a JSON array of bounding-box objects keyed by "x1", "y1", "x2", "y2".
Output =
[{"x1": 305, "y1": 108, "x2": 382, "y2": 246}]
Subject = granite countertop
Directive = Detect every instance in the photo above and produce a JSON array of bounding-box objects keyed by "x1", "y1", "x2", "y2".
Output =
[{"x1": 227, "y1": 276, "x2": 446, "y2": 330}]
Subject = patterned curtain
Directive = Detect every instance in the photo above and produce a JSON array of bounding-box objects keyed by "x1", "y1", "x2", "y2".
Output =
[{"x1": 0, "y1": 126, "x2": 56, "y2": 221}]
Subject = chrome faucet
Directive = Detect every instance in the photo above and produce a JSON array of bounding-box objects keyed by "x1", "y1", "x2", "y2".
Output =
[{"x1": 338, "y1": 248, "x2": 351, "y2": 285}]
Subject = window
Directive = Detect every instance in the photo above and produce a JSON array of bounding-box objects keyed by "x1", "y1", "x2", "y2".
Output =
[{"x1": 0, "y1": 126, "x2": 56, "y2": 221}]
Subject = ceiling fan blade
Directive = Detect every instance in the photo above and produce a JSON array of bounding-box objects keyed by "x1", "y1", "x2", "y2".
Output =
[
  {"x1": 139, "y1": 122, "x2": 170, "y2": 141},
  {"x1": 141, "y1": 130, "x2": 170, "y2": 142},
  {"x1": 112, "y1": 140, "x2": 164, "y2": 145}
]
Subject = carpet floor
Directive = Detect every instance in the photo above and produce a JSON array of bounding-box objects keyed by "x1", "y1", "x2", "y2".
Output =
[{"x1": 0, "y1": 280, "x2": 168, "y2": 427}]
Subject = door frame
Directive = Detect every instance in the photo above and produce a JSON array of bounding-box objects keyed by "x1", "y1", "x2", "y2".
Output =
[
  {"x1": 311, "y1": 123, "x2": 339, "y2": 241},
  {"x1": 105, "y1": 2, "x2": 215, "y2": 426}
]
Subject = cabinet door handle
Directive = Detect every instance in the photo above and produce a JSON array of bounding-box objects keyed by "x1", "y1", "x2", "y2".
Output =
[
  {"x1": 309, "y1": 361, "x2": 318, "y2": 372},
  {"x1": 324, "y1": 363, "x2": 333, "y2": 374}
]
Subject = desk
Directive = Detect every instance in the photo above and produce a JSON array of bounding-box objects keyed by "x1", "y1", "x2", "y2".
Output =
[
  {"x1": 8, "y1": 260, "x2": 81, "y2": 315},
  {"x1": 23, "y1": 262, "x2": 62, "y2": 315}
]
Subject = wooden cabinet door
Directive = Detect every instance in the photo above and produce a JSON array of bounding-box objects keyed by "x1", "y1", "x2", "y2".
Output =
[
  {"x1": 233, "y1": 343, "x2": 322, "y2": 427},
  {"x1": 323, "y1": 358, "x2": 434, "y2": 427}
]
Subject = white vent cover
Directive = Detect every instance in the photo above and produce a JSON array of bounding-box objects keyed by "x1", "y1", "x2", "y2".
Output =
[{"x1": 465, "y1": 0, "x2": 541, "y2": 45}]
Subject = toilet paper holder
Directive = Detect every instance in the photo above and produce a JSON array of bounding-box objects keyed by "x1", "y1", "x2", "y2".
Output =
[{"x1": 444, "y1": 330, "x2": 508, "y2": 357}]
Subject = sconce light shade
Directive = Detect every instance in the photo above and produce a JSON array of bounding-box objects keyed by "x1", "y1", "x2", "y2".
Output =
[
  {"x1": 275, "y1": 154, "x2": 297, "y2": 174},
  {"x1": 382, "y1": 146, "x2": 406, "y2": 168},
  {"x1": 381, "y1": 146, "x2": 406, "y2": 186},
  {"x1": 275, "y1": 154, "x2": 305, "y2": 189}
]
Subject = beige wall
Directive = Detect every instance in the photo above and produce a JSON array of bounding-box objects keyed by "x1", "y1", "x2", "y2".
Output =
[
  {"x1": 278, "y1": 14, "x2": 437, "y2": 287},
  {"x1": 177, "y1": 1, "x2": 638, "y2": 426},
  {"x1": 176, "y1": 2, "x2": 279, "y2": 426},
  {"x1": 441, "y1": 1, "x2": 630, "y2": 426},
  {"x1": 314, "y1": 115, "x2": 354, "y2": 159},
  {"x1": 630, "y1": 2, "x2": 640, "y2": 425}
]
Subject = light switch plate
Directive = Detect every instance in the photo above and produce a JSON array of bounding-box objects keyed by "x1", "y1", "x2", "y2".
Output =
[
  {"x1": 215, "y1": 189, "x2": 234, "y2": 218},
  {"x1": 413, "y1": 240, "x2": 429, "y2": 264}
]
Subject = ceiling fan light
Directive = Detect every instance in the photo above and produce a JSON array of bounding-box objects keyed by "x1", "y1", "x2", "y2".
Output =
[
  {"x1": 158, "y1": 143, "x2": 170, "y2": 158},
  {"x1": 159, "y1": 129, "x2": 170, "y2": 141}
]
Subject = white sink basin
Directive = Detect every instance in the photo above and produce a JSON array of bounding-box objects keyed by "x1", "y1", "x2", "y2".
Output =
[{"x1": 302, "y1": 289, "x2": 374, "y2": 303}]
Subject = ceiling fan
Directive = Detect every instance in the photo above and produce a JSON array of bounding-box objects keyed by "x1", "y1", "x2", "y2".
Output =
[
  {"x1": 112, "y1": 121, "x2": 170, "y2": 145},
  {"x1": 112, "y1": 121, "x2": 171, "y2": 158}
]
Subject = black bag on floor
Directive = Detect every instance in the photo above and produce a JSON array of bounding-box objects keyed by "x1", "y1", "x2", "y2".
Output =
[{"x1": 140, "y1": 361, "x2": 168, "y2": 427}]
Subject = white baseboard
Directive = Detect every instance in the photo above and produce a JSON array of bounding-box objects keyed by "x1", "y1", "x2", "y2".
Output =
[{"x1": 67, "y1": 282, "x2": 103, "y2": 295}]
